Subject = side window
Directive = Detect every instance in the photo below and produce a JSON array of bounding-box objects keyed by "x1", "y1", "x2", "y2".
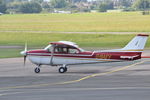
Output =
[
  {"x1": 69, "y1": 48, "x2": 79, "y2": 54},
  {"x1": 54, "y1": 47, "x2": 62, "y2": 53},
  {"x1": 53, "y1": 46, "x2": 80, "y2": 54},
  {"x1": 54, "y1": 47, "x2": 68, "y2": 53}
]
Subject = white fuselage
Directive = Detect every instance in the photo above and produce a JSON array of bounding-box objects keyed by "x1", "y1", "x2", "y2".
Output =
[{"x1": 28, "y1": 55, "x2": 117, "y2": 66}]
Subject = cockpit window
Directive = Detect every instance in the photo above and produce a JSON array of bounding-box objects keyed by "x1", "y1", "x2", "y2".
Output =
[
  {"x1": 55, "y1": 47, "x2": 68, "y2": 53},
  {"x1": 54, "y1": 46, "x2": 80, "y2": 54},
  {"x1": 44, "y1": 44, "x2": 83, "y2": 54}
]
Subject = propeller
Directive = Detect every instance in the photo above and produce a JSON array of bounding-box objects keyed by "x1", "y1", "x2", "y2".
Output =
[
  {"x1": 24, "y1": 55, "x2": 27, "y2": 66},
  {"x1": 20, "y1": 43, "x2": 28, "y2": 66}
]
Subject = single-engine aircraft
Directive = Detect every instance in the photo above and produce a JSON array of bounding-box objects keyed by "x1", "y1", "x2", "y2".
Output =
[{"x1": 20, "y1": 34, "x2": 149, "y2": 73}]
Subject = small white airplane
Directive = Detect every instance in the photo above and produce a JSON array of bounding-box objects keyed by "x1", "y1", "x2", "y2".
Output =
[{"x1": 20, "y1": 34, "x2": 149, "y2": 73}]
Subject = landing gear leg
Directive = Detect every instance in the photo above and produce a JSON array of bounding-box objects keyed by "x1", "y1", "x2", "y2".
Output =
[
  {"x1": 58, "y1": 65, "x2": 68, "y2": 73},
  {"x1": 35, "y1": 65, "x2": 41, "y2": 73}
]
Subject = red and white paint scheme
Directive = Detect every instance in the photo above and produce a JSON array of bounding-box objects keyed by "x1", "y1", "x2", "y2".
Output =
[{"x1": 20, "y1": 34, "x2": 149, "y2": 73}]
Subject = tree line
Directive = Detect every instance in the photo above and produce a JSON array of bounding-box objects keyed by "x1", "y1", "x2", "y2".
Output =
[{"x1": 0, "y1": 0, "x2": 150, "y2": 14}]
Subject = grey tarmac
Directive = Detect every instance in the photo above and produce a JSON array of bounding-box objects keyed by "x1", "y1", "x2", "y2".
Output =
[{"x1": 0, "y1": 56, "x2": 150, "y2": 100}]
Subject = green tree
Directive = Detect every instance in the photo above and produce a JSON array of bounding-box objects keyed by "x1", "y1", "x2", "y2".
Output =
[
  {"x1": 119, "y1": 0, "x2": 131, "y2": 7},
  {"x1": 19, "y1": 1, "x2": 42, "y2": 13},
  {"x1": 7, "y1": 2, "x2": 21, "y2": 10},
  {"x1": 0, "y1": 0, "x2": 7, "y2": 13},
  {"x1": 98, "y1": 0, "x2": 114, "y2": 12},
  {"x1": 133, "y1": 0, "x2": 150, "y2": 10},
  {"x1": 72, "y1": 0, "x2": 87, "y2": 2},
  {"x1": 6, "y1": 1, "x2": 28, "y2": 13},
  {"x1": 31, "y1": 0, "x2": 44, "y2": 4},
  {"x1": 42, "y1": 2, "x2": 51, "y2": 9},
  {"x1": 51, "y1": 0, "x2": 68, "y2": 8},
  {"x1": 98, "y1": 3, "x2": 108, "y2": 12}
]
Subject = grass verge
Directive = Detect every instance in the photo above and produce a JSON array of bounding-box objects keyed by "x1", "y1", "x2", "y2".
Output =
[
  {"x1": 1, "y1": 12, "x2": 150, "y2": 32},
  {"x1": 0, "y1": 32, "x2": 142, "y2": 47},
  {"x1": 0, "y1": 48, "x2": 22, "y2": 58},
  {"x1": 0, "y1": 33, "x2": 149, "y2": 58}
]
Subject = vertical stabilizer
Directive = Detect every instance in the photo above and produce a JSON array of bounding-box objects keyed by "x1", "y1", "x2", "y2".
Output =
[{"x1": 121, "y1": 34, "x2": 149, "y2": 52}]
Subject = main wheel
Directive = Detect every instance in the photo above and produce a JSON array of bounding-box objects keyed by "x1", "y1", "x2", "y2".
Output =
[
  {"x1": 59, "y1": 67, "x2": 66, "y2": 73},
  {"x1": 35, "y1": 67, "x2": 40, "y2": 73},
  {"x1": 64, "y1": 67, "x2": 67, "y2": 72}
]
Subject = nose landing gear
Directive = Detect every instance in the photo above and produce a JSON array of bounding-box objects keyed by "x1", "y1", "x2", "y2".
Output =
[{"x1": 34, "y1": 65, "x2": 41, "y2": 73}]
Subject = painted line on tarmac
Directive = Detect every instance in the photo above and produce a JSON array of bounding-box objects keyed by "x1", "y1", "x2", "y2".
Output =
[
  {"x1": 0, "y1": 60, "x2": 149, "y2": 90},
  {"x1": 58, "y1": 60, "x2": 150, "y2": 85},
  {"x1": 59, "y1": 87, "x2": 150, "y2": 91}
]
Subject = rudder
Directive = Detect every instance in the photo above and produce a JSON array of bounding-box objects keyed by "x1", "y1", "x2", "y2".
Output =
[{"x1": 121, "y1": 34, "x2": 149, "y2": 52}]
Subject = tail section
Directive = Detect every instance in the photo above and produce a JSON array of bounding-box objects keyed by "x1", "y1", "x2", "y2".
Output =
[
  {"x1": 101, "y1": 34, "x2": 149, "y2": 60},
  {"x1": 121, "y1": 34, "x2": 149, "y2": 52}
]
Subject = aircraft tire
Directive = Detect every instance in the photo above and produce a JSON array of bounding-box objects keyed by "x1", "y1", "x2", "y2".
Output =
[
  {"x1": 59, "y1": 67, "x2": 66, "y2": 73},
  {"x1": 64, "y1": 67, "x2": 67, "y2": 72},
  {"x1": 35, "y1": 67, "x2": 40, "y2": 73}
]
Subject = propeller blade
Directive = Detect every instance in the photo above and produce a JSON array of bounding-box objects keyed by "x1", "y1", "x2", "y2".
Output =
[
  {"x1": 21, "y1": 43, "x2": 28, "y2": 66},
  {"x1": 24, "y1": 55, "x2": 27, "y2": 66},
  {"x1": 25, "y1": 43, "x2": 27, "y2": 52}
]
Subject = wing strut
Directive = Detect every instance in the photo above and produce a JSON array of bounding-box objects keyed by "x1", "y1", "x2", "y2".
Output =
[{"x1": 50, "y1": 44, "x2": 55, "y2": 66}]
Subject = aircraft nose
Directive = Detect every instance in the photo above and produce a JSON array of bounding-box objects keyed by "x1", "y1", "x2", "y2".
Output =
[{"x1": 20, "y1": 51, "x2": 27, "y2": 56}]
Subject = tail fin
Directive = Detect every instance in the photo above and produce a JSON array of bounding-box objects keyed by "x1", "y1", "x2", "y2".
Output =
[{"x1": 121, "y1": 34, "x2": 149, "y2": 52}]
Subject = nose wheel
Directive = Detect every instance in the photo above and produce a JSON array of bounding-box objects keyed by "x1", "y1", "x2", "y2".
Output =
[
  {"x1": 35, "y1": 67, "x2": 40, "y2": 73},
  {"x1": 34, "y1": 65, "x2": 41, "y2": 73},
  {"x1": 59, "y1": 66, "x2": 68, "y2": 73}
]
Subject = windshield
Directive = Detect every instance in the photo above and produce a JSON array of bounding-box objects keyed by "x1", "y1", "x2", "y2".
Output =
[{"x1": 44, "y1": 44, "x2": 52, "y2": 52}]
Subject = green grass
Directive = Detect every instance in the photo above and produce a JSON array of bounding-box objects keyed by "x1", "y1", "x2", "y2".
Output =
[
  {"x1": 0, "y1": 32, "x2": 138, "y2": 47},
  {"x1": 0, "y1": 49, "x2": 22, "y2": 58},
  {"x1": 1, "y1": 12, "x2": 150, "y2": 32},
  {"x1": 0, "y1": 32, "x2": 149, "y2": 48},
  {"x1": 0, "y1": 33, "x2": 149, "y2": 58},
  {"x1": 0, "y1": 12, "x2": 150, "y2": 58}
]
